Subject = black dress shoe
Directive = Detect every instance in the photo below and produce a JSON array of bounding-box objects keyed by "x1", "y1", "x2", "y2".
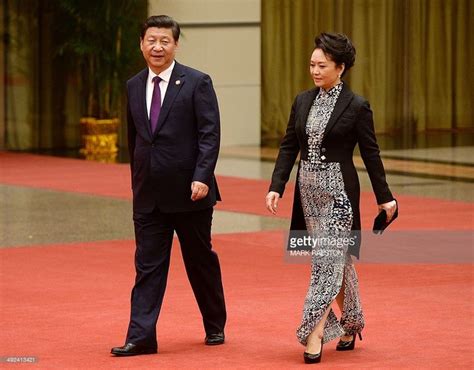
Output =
[
  {"x1": 205, "y1": 332, "x2": 225, "y2": 345},
  {"x1": 336, "y1": 332, "x2": 362, "y2": 351},
  {"x1": 111, "y1": 343, "x2": 157, "y2": 356},
  {"x1": 303, "y1": 339, "x2": 323, "y2": 364}
]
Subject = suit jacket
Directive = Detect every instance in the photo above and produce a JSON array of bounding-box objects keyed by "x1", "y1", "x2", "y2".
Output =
[
  {"x1": 127, "y1": 61, "x2": 221, "y2": 213},
  {"x1": 269, "y1": 83, "x2": 393, "y2": 258}
]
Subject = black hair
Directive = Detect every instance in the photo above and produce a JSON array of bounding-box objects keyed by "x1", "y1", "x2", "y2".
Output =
[
  {"x1": 314, "y1": 33, "x2": 356, "y2": 77},
  {"x1": 140, "y1": 15, "x2": 180, "y2": 42}
]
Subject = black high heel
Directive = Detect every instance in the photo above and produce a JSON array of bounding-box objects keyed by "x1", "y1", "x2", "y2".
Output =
[
  {"x1": 336, "y1": 332, "x2": 362, "y2": 351},
  {"x1": 303, "y1": 338, "x2": 323, "y2": 364}
]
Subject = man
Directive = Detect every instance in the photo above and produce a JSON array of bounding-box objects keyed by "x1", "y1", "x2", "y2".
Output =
[{"x1": 111, "y1": 15, "x2": 226, "y2": 356}]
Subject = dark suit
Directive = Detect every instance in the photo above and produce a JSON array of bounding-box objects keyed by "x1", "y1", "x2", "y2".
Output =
[
  {"x1": 269, "y1": 83, "x2": 393, "y2": 258},
  {"x1": 125, "y1": 61, "x2": 226, "y2": 348}
]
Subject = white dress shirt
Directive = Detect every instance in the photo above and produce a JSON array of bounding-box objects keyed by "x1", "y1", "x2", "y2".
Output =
[{"x1": 146, "y1": 60, "x2": 175, "y2": 119}]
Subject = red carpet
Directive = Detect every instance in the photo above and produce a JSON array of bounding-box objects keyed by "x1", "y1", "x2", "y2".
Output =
[
  {"x1": 1, "y1": 152, "x2": 472, "y2": 229},
  {"x1": 1, "y1": 152, "x2": 473, "y2": 368},
  {"x1": 1, "y1": 233, "x2": 473, "y2": 369}
]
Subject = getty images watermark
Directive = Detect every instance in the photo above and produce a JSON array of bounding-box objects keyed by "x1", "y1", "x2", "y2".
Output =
[
  {"x1": 284, "y1": 230, "x2": 473, "y2": 263},
  {"x1": 289, "y1": 234, "x2": 356, "y2": 250},
  {"x1": 285, "y1": 231, "x2": 359, "y2": 263}
]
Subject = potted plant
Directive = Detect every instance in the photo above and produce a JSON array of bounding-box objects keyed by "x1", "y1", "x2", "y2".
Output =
[{"x1": 54, "y1": 0, "x2": 143, "y2": 161}]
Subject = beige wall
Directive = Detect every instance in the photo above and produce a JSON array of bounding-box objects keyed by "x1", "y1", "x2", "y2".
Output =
[{"x1": 149, "y1": 0, "x2": 261, "y2": 147}]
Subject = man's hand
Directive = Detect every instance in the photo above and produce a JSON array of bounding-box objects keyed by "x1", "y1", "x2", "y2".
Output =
[{"x1": 191, "y1": 181, "x2": 209, "y2": 201}]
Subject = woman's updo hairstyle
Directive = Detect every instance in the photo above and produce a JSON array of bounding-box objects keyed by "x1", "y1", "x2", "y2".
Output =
[{"x1": 314, "y1": 32, "x2": 356, "y2": 77}]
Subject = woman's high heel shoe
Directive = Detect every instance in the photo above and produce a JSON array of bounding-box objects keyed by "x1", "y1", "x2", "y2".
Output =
[
  {"x1": 303, "y1": 339, "x2": 323, "y2": 364},
  {"x1": 336, "y1": 332, "x2": 362, "y2": 351}
]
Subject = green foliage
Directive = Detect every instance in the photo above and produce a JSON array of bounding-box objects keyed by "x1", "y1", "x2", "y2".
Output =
[{"x1": 54, "y1": 0, "x2": 143, "y2": 118}]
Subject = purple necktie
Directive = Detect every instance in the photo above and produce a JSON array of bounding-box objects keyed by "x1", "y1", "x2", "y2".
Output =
[{"x1": 150, "y1": 76, "x2": 162, "y2": 133}]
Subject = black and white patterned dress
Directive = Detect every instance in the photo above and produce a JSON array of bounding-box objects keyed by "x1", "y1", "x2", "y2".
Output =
[{"x1": 296, "y1": 82, "x2": 365, "y2": 345}]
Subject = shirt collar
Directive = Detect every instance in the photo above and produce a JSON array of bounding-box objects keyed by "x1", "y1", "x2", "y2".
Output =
[
  {"x1": 319, "y1": 81, "x2": 343, "y2": 97},
  {"x1": 147, "y1": 60, "x2": 176, "y2": 84}
]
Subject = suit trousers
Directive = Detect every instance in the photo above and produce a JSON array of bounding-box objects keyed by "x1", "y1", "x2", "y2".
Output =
[{"x1": 126, "y1": 206, "x2": 226, "y2": 347}]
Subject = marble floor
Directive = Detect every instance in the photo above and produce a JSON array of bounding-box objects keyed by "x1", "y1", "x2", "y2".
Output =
[
  {"x1": 1, "y1": 146, "x2": 473, "y2": 250},
  {"x1": 217, "y1": 146, "x2": 474, "y2": 201}
]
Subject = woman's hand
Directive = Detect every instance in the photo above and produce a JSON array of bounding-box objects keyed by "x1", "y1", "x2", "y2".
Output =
[
  {"x1": 266, "y1": 191, "x2": 281, "y2": 215},
  {"x1": 378, "y1": 200, "x2": 397, "y2": 223}
]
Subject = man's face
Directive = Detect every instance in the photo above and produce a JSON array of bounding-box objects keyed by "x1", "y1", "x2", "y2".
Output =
[{"x1": 140, "y1": 27, "x2": 178, "y2": 74}]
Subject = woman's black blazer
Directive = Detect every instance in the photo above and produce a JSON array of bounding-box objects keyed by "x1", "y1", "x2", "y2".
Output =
[{"x1": 269, "y1": 83, "x2": 393, "y2": 258}]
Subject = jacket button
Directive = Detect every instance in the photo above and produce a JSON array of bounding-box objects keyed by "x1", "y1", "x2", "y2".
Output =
[
  {"x1": 321, "y1": 155, "x2": 326, "y2": 161},
  {"x1": 321, "y1": 147, "x2": 326, "y2": 153}
]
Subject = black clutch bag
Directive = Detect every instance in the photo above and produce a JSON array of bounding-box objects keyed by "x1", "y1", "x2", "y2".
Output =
[{"x1": 373, "y1": 199, "x2": 398, "y2": 234}]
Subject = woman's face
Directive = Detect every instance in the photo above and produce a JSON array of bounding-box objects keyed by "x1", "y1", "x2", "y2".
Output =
[{"x1": 310, "y1": 48, "x2": 345, "y2": 90}]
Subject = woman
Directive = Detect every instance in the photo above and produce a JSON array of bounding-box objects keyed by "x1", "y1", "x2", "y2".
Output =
[{"x1": 266, "y1": 33, "x2": 397, "y2": 364}]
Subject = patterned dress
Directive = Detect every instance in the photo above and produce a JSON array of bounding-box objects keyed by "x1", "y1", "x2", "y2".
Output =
[{"x1": 296, "y1": 82, "x2": 365, "y2": 345}]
